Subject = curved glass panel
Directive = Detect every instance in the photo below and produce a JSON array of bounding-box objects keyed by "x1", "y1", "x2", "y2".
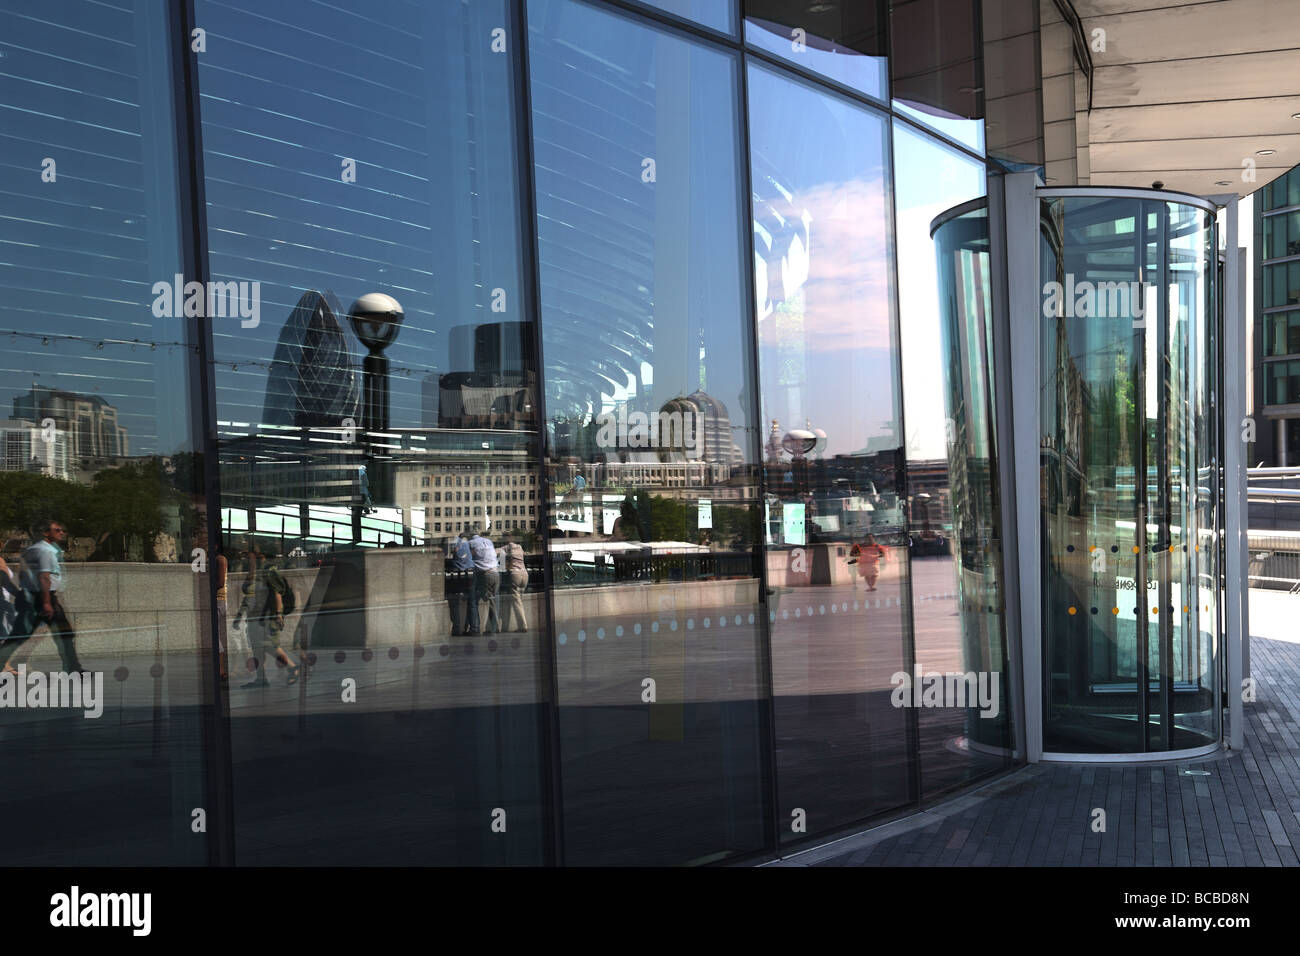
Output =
[
  {"x1": 0, "y1": 0, "x2": 208, "y2": 865},
  {"x1": 748, "y1": 63, "x2": 911, "y2": 837},
  {"x1": 196, "y1": 0, "x2": 550, "y2": 865},
  {"x1": 1040, "y1": 193, "x2": 1219, "y2": 755},
  {"x1": 927, "y1": 201, "x2": 1014, "y2": 788},
  {"x1": 528, "y1": 0, "x2": 768, "y2": 866}
]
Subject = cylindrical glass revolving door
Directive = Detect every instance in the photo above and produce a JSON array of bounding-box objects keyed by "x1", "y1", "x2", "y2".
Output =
[{"x1": 1039, "y1": 188, "x2": 1220, "y2": 757}]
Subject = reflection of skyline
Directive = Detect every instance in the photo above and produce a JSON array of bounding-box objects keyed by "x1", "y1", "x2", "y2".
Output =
[{"x1": 750, "y1": 63, "x2": 899, "y2": 460}]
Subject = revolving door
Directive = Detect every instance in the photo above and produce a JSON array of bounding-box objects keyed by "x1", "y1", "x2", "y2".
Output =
[{"x1": 1039, "y1": 188, "x2": 1221, "y2": 756}]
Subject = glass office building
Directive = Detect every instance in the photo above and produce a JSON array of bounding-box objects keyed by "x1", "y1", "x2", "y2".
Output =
[
  {"x1": 0, "y1": 0, "x2": 1235, "y2": 865},
  {"x1": 1253, "y1": 166, "x2": 1300, "y2": 465}
]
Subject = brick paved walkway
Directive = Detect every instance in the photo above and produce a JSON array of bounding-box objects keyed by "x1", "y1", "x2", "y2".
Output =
[{"x1": 774, "y1": 635, "x2": 1300, "y2": 866}]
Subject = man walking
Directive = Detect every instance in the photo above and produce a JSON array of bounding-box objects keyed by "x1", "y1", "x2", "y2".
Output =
[
  {"x1": 1, "y1": 519, "x2": 87, "y2": 673},
  {"x1": 468, "y1": 526, "x2": 500, "y2": 636}
]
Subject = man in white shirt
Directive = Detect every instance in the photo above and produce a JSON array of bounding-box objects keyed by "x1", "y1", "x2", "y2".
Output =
[{"x1": 1, "y1": 518, "x2": 86, "y2": 673}]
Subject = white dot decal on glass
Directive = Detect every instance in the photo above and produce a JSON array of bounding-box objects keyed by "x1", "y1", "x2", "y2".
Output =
[
  {"x1": 720, "y1": 615, "x2": 727, "y2": 628},
  {"x1": 670, "y1": 619, "x2": 678, "y2": 631},
  {"x1": 795, "y1": 608, "x2": 801, "y2": 618},
  {"x1": 748, "y1": 614, "x2": 754, "y2": 624},
  {"x1": 558, "y1": 633, "x2": 567, "y2": 645},
  {"x1": 842, "y1": 602, "x2": 848, "y2": 612},
  {"x1": 686, "y1": 618, "x2": 694, "y2": 630},
  {"x1": 597, "y1": 627, "x2": 605, "y2": 640},
  {"x1": 634, "y1": 623, "x2": 642, "y2": 635},
  {"x1": 616, "y1": 625, "x2": 624, "y2": 637},
  {"x1": 831, "y1": 604, "x2": 836, "y2": 614},
  {"x1": 578, "y1": 629, "x2": 586, "y2": 642},
  {"x1": 703, "y1": 617, "x2": 710, "y2": 628},
  {"x1": 651, "y1": 621, "x2": 659, "y2": 633},
  {"x1": 819, "y1": 605, "x2": 825, "y2": 615},
  {"x1": 782, "y1": 609, "x2": 788, "y2": 619},
  {"x1": 854, "y1": 601, "x2": 859, "y2": 610},
  {"x1": 735, "y1": 615, "x2": 742, "y2": 626},
  {"x1": 806, "y1": 606, "x2": 813, "y2": 616}
]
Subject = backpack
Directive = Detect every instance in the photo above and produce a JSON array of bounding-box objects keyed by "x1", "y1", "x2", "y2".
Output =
[{"x1": 262, "y1": 567, "x2": 295, "y2": 617}]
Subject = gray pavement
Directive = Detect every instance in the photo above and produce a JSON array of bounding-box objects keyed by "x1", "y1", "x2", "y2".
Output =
[{"x1": 771, "y1": 590, "x2": 1300, "y2": 866}]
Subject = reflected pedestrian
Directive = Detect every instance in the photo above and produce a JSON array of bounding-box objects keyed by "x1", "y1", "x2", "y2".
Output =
[
  {"x1": 848, "y1": 534, "x2": 888, "y2": 591},
  {"x1": 497, "y1": 532, "x2": 528, "y2": 633},
  {"x1": 215, "y1": 545, "x2": 230, "y2": 680},
  {"x1": 468, "y1": 526, "x2": 499, "y2": 635},
  {"x1": 1, "y1": 519, "x2": 86, "y2": 674},
  {"x1": 237, "y1": 544, "x2": 301, "y2": 688},
  {"x1": 0, "y1": 549, "x2": 28, "y2": 675},
  {"x1": 448, "y1": 532, "x2": 477, "y2": 636}
]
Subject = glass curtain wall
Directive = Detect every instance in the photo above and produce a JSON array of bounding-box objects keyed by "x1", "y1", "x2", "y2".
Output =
[
  {"x1": 194, "y1": 0, "x2": 551, "y2": 865},
  {"x1": 526, "y1": 0, "x2": 769, "y2": 866},
  {"x1": 899, "y1": 119, "x2": 1013, "y2": 792},
  {"x1": 0, "y1": 1, "x2": 210, "y2": 864},
  {"x1": 1040, "y1": 192, "x2": 1219, "y2": 756},
  {"x1": 748, "y1": 62, "x2": 912, "y2": 837},
  {"x1": 0, "y1": 0, "x2": 1025, "y2": 865}
]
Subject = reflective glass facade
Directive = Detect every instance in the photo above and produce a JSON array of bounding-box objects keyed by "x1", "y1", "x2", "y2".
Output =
[{"x1": 0, "y1": 0, "x2": 1232, "y2": 867}]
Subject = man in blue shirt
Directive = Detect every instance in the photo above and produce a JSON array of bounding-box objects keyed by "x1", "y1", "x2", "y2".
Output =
[
  {"x1": 447, "y1": 532, "x2": 478, "y2": 636},
  {"x1": 0, "y1": 518, "x2": 86, "y2": 673},
  {"x1": 468, "y1": 527, "x2": 500, "y2": 635}
]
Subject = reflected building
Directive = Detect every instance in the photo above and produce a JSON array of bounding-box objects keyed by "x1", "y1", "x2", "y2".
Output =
[
  {"x1": 11, "y1": 385, "x2": 128, "y2": 474},
  {"x1": 261, "y1": 290, "x2": 361, "y2": 428},
  {"x1": 436, "y1": 321, "x2": 537, "y2": 431},
  {"x1": 0, "y1": 417, "x2": 71, "y2": 480}
]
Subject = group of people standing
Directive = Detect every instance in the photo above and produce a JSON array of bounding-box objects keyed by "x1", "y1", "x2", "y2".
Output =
[{"x1": 446, "y1": 528, "x2": 528, "y2": 636}]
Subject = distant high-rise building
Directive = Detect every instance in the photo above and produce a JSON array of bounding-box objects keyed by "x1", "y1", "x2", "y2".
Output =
[
  {"x1": 262, "y1": 290, "x2": 361, "y2": 428},
  {"x1": 0, "y1": 418, "x2": 71, "y2": 480},
  {"x1": 11, "y1": 385, "x2": 127, "y2": 463},
  {"x1": 437, "y1": 321, "x2": 537, "y2": 431}
]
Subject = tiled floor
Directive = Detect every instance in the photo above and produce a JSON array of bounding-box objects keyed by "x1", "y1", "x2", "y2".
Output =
[{"x1": 774, "y1": 635, "x2": 1300, "y2": 867}]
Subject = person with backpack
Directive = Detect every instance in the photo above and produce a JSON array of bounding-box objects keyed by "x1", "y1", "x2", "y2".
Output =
[{"x1": 237, "y1": 544, "x2": 301, "y2": 688}]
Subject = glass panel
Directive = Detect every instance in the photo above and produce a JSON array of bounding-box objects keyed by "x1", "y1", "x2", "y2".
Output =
[
  {"x1": 889, "y1": 0, "x2": 985, "y2": 153},
  {"x1": 1168, "y1": 200, "x2": 1217, "y2": 749},
  {"x1": 744, "y1": 0, "x2": 887, "y2": 100},
  {"x1": 635, "y1": 0, "x2": 736, "y2": 33},
  {"x1": 1262, "y1": 211, "x2": 1300, "y2": 261},
  {"x1": 0, "y1": 1, "x2": 208, "y2": 863},
  {"x1": 1041, "y1": 195, "x2": 1218, "y2": 754},
  {"x1": 1261, "y1": 311, "x2": 1300, "y2": 357},
  {"x1": 748, "y1": 62, "x2": 911, "y2": 836},
  {"x1": 527, "y1": 0, "x2": 769, "y2": 866},
  {"x1": 1266, "y1": 262, "x2": 1300, "y2": 308},
  {"x1": 895, "y1": 123, "x2": 1011, "y2": 795},
  {"x1": 195, "y1": 0, "x2": 550, "y2": 865}
]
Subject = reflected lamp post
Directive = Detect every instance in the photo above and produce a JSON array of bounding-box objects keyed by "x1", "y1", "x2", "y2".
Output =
[{"x1": 348, "y1": 293, "x2": 403, "y2": 544}]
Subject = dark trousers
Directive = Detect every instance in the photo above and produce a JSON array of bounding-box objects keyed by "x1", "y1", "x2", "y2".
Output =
[
  {"x1": 448, "y1": 569, "x2": 478, "y2": 635},
  {"x1": 0, "y1": 592, "x2": 83, "y2": 672}
]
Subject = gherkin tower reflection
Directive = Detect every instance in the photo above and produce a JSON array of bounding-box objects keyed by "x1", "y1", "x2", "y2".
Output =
[{"x1": 262, "y1": 289, "x2": 361, "y2": 428}]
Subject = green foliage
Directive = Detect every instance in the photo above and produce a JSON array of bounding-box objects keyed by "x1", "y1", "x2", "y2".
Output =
[{"x1": 0, "y1": 457, "x2": 196, "y2": 561}]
